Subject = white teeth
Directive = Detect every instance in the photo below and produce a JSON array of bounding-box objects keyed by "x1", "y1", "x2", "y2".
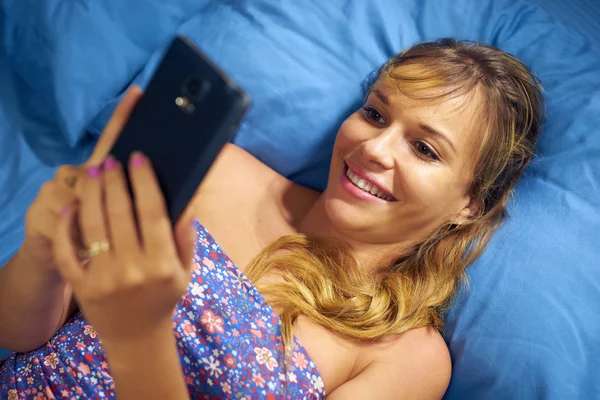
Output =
[{"x1": 345, "y1": 167, "x2": 393, "y2": 201}]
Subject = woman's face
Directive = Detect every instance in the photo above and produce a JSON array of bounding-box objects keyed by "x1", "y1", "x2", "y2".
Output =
[{"x1": 323, "y1": 82, "x2": 483, "y2": 247}]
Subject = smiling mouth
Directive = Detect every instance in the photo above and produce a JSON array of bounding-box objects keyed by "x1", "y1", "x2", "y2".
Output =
[{"x1": 344, "y1": 164, "x2": 396, "y2": 201}]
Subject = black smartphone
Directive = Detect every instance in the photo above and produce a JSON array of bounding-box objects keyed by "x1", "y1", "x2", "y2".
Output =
[{"x1": 109, "y1": 36, "x2": 250, "y2": 224}]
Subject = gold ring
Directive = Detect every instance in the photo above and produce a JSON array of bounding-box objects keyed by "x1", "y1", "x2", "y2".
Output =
[{"x1": 78, "y1": 239, "x2": 111, "y2": 258}]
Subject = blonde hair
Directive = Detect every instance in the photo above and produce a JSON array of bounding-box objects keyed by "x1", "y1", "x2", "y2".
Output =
[{"x1": 246, "y1": 39, "x2": 544, "y2": 348}]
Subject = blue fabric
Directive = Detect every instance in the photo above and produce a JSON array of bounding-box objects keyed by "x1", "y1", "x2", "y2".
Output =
[
  {"x1": 527, "y1": 0, "x2": 600, "y2": 51},
  {"x1": 0, "y1": 54, "x2": 56, "y2": 267},
  {"x1": 1, "y1": 0, "x2": 599, "y2": 398},
  {"x1": 0, "y1": 44, "x2": 56, "y2": 359},
  {"x1": 1, "y1": 0, "x2": 210, "y2": 165}
]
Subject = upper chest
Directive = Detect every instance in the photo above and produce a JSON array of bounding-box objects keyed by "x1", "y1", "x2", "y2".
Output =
[
  {"x1": 195, "y1": 210, "x2": 368, "y2": 393},
  {"x1": 189, "y1": 146, "x2": 369, "y2": 393}
]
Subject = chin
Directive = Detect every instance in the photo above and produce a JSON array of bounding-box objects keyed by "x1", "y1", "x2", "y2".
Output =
[{"x1": 323, "y1": 196, "x2": 374, "y2": 234}]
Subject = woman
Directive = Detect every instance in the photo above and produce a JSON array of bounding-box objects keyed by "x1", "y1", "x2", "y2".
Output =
[{"x1": 0, "y1": 39, "x2": 543, "y2": 399}]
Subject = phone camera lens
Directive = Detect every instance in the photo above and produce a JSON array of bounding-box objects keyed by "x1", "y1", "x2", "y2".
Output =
[
  {"x1": 182, "y1": 76, "x2": 209, "y2": 102},
  {"x1": 187, "y1": 78, "x2": 202, "y2": 96}
]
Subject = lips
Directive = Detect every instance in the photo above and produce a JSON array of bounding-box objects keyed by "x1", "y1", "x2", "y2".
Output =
[{"x1": 343, "y1": 161, "x2": 397, "y2": 201}]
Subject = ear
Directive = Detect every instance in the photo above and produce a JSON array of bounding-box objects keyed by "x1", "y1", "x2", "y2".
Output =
[{"x1": 454, "y1": 195, "x2": 480, "y2": 224}]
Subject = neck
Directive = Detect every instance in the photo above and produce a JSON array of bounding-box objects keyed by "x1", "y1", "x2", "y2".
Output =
[{"x1": 297, "y1": 194, "x2": 408, "y2": 271}]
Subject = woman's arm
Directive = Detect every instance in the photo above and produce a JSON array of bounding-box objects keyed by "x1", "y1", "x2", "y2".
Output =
[
  {"x1": 103, "y1": 324, "x2": 189, "y2": 400},
  {"x1": 0, "y1": 245, "x2": 73, "y2": 352}
]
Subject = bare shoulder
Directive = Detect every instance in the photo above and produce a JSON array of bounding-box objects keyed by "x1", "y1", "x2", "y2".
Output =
[
  {"x1": 191, "y1": 144, "x2": 319, "y2": 265},
  {"x1": 328, "y1": 326, "x2": 451, "y2": 399},
  {"x1": 195, "y1": 143, "x2": 319, "y2": 227},
  {"x1": 198, "y1": 143, "x2": 283, "y2": 194}
]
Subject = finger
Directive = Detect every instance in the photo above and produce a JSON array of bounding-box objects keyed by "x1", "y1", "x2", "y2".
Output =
[
  {"x1": 174, "y1": 215, "x2": 197, "y2": 275},
  {"x1": 79, "y1": 164, "x2": 112, "y2": 264},
  {"x1": 32, "y1": 211, "x2": 79, "y2": 248},
  {"x1": 54, "y1": 165, "x2": 81, "y2": 189},
  {"x1": 53, "y1": 205, "x2": 85, "y2": 285},
  {"x1": 54, "y1": 164, "x2": 89, "y2": 199},
  {"x1": 128, "y1": 152, "x2": 175, "y2": 257},
  {"x1": 29, "y1": 182, "x2": 83, "y2": 251},
  {"x1": 85, "y1": 86, "x2": 144, "y2": 167},
  {"x1": 43, "y1": 175, "x2": 86, "y2": 252},
  {"x1": 29, "y1": 212, "x2": 60, "y2": 239},
  {"x1": 102, "y1": 156, "x2": 141, "y2": 256},
  {"x1": 37, "y1": 182, "x2": 79, "y2": 217}
]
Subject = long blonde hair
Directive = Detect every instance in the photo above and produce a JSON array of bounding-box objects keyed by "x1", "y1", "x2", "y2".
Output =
[{"x1": 246, "y1": 39, "x2": 544, "y2": 348}]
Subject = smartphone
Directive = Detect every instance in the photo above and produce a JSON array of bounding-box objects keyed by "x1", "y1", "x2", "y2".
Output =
[{"x1": 109, "y1": 36, "x2": 250, "y2": 224}]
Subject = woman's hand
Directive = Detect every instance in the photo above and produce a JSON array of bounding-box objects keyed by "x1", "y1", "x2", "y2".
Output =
[
  {"x1": 0, "y1": 164, "x2": 84, "y2": 352},
  {"x1": 53, "y1": 149, "x2": 196, "y2": 345},
  {"x1": 19, "y1": 165, "x2": 83, "y2": 272},
  {"x1": 18, "y1": 88, "x2": 148, "y2": 273}
]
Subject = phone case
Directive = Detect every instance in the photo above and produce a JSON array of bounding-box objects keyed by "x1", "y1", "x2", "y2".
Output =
[{"x1": 110, "y1": 36, "x2": 250, "y2": 224}]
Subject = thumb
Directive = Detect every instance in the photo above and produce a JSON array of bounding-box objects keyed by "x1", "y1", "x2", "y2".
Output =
[
  {"x1": 85, "y1": 86, "x2": 144, "y2": 167},
  {"x1": 174, "y1": 215, "x2": 197, "y2": 274}
]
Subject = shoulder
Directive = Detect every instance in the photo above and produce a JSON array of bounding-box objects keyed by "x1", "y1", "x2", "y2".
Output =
[
  {"x1": 196, "y1": 143, "x2": 319, "y2": 225},
  {"x1": 194, "y1": 143, "x2": 287, "y2": 209},
  {"x1": 199, "y1": 143, "x2": 282, "y2": 193},
  {"x1": 328, "y1": 326, "x2": 451, "y2": 399}
]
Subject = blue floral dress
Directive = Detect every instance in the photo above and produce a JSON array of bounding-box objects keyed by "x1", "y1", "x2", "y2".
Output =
[{"x1": 0, "y1": 221, "x2": 325, "y2": 399}]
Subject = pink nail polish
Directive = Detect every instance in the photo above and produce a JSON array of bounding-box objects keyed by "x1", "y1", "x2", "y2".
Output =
[
  {"x1": 131, "y1": 153, "x2": 145, "y2": 167},
  {"x1": 87, "y1": 166, "x2": 101, "y2": 178},
  {"x1": 103, "y1": 157, "x2": 117, "y2": 171},
  {"x1": 61, "y1": 205, "x2": 71, "y2": 215}
]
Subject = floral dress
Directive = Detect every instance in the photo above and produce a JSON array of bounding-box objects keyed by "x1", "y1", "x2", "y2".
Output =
[{"x1": 0, "y1": 221, "x2": 325, "y2": 399}]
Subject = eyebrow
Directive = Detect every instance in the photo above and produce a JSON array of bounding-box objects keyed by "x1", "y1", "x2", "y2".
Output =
[
  {"x1": 418, "y1": 124, "x2": 457, "y2": 155},
  {"x1": 371, "y1": 88, "x2": 389, "y2": 105},
  {"x1": 370, "y1": 88, "x2": 457, "y2": 155}
]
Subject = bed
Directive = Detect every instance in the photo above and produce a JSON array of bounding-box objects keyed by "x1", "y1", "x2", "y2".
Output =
[{"x1": 1, "y1": 1, "x2": 599, "y2": 398}]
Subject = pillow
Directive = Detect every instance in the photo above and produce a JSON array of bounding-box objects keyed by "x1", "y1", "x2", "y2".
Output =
[
  {"x1": 1, "y1": 0, "x2": 210, "y2": 165},
  {"x1": 3, "y1": 0, "x2": 599, "y2": 397},
  {"x1": 0, "y1": 45, "x2": 57, "y2": 359},
  {"x1": 0, "y1": 53, "x2": 56, "y2": 267}
]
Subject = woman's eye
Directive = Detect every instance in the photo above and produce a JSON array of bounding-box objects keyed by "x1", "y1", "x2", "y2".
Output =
[
  {"x1": 414, "y1": 141, "x2": 439, "y2": 161},
  {"x1": 362, "y1": 106, "x2": 385, "y2": 124}
]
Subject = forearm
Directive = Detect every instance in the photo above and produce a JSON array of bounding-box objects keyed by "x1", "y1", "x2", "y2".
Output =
[
  {"x1": 0, "y1": 250, "x2": 69, "y2": 352},
  {"x1": 104, "y1": 324, "x2": 189, "y2": 400}
]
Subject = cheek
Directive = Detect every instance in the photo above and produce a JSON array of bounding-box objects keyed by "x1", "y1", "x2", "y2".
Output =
[
  {"x1": 400, "y1": 167, "x2": 464, "y2": 209},
  {"x1": 335, "y1": 115, "x2": 370, "y2": 149}
]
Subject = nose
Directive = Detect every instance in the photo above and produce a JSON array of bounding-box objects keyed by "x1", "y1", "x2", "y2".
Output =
[{"x1": 359, "y1": 129, "x2": 395, "y2": 170}]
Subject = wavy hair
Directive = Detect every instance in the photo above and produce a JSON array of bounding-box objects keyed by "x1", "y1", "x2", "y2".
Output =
[{"x1": 245, "y1": 39, "x2": 544, "y2": 348}]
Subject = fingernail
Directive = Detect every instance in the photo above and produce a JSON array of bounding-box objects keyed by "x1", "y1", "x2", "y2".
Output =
[
  {"x1": 131, "y1": 153, "x2": 145, "y2": 167},
  {"x1": 103, "y1": 156, "x2": 117, "y2": 171},
  {"x1": 87, "y1": 165, "x2": 101, "y2": 178},
  {"x1": 61, "y1": 205, "x2": 71, "y2": 215}
]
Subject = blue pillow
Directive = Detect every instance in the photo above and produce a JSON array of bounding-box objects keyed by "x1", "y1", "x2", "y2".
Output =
[
  {"x1": 0, "y1": 42, "x2": 57, "y2": 358},
  {"x1": 0, "y1": 55, "x2": 57, "y2": 267},
  {"x1": 3, "y1": 0, "x2": 599, "y2": 398},
  {"x1": 2, "y1": 0, "x2": 211, "y2": 165}
]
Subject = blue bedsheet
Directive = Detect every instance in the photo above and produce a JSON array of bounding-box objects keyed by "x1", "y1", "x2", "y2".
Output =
[
  {"x1": 0, "y1": 50, "x2": 57, "y2": 360},
  {"x1": 1, "y1": 0, "x2": 599, "y2": 397},
  {"x1": 0, "y1": 57, "x2": 56, "y2": 272}
]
